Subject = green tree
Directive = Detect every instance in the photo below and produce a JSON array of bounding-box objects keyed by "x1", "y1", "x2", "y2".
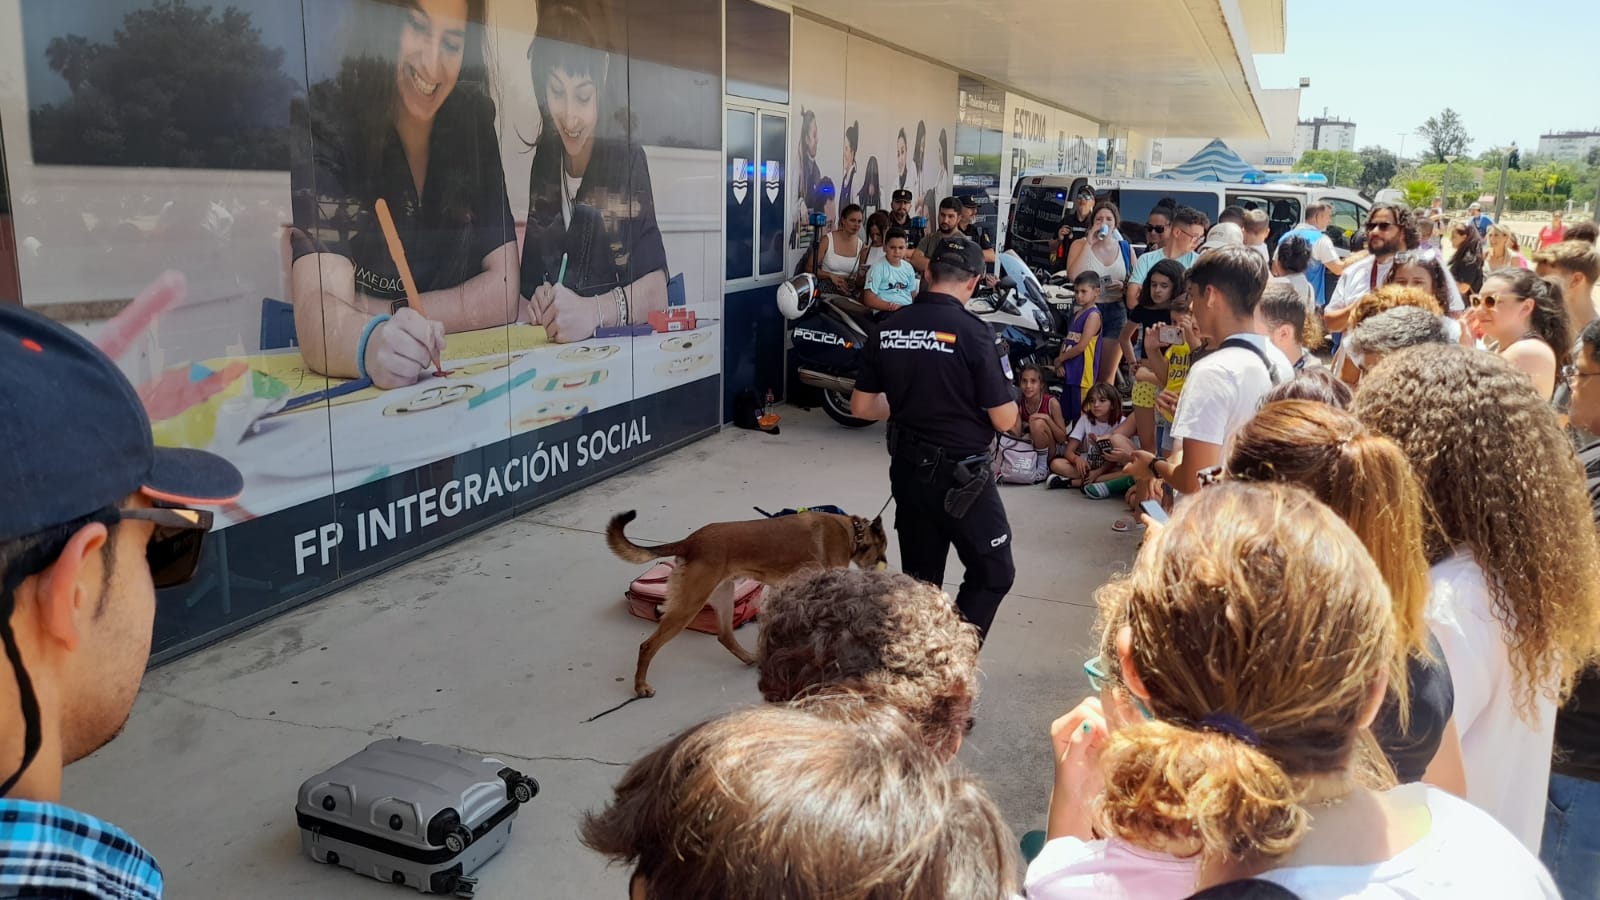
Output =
[
  {"x1": 1355, "y1": 146, "x2": 1398, "y2": 197},
  {"x1": 1587, "y1": 146, "x2": 1600, "y2": 168},
  {"x1": 1416, "y1": 108, "x2": 1472, "y2": 164},
  {"x1": 28, "y1": 0, "x2": 298, "y2": 169},
  {"x1": 1294, "y1": 149, "x2": 1364, "y2": 188},
  {"x1": 1402, "y1": 179, "x2": 1437, "y2": 208}
]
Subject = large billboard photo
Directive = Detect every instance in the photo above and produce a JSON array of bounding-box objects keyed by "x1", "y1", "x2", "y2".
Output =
[{"x1": 1, "y1": 0, "x2": 723, "y2": 657}]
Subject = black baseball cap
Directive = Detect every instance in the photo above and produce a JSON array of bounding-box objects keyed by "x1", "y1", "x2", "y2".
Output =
[
  {"x1": 891, "y1": 189, "x2": 914, "y2": 203},
  {"x1": 929, "y1": 237, "x2": 986, "y2": 277},
  {"x1": 960, "y1": 195, "x2": 980, "y2": 209},
  {"x1": 0, "y1": 303, "x2": 243, "y2": 542}
]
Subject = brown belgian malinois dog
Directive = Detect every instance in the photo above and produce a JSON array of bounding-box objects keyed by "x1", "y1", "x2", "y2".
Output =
[{"x1": 607, "y1": 509, "x2": 889, "y2": 697}]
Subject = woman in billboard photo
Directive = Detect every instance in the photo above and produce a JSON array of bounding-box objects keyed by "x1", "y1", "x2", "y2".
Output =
[
  {"x1": 911, "y1": 121, "x2": 928, "y2": 218},
  {"x1": 857, "y1": 156, "x2": 883, "y2": 216},
  {"x1": 520, "y1": 1, "x2": 670, "y2": 344},
  {"x1": 289, "y1": 0, "x2": 520, "y2": 389},
  {"x1": 840, "y1": 121, "x2": 859, "y2": 210}
]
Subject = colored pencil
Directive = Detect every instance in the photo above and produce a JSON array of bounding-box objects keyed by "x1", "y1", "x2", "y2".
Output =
[{"x1": 373, "y1": 198, "x2": 445, "y2": 376}]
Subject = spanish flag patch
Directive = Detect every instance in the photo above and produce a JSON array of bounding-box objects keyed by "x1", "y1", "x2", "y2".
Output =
[{"x1": 933, "y1": 332, "x2": 957, "y2": 344}]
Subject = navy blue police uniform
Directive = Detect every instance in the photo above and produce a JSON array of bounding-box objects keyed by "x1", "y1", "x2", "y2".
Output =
[
  {"x1": 855, "y1": 237, "x2": 1016, "y2": 639},
  {"x1": 889, "y1": 189, "x2": 925, "y2": 247}
]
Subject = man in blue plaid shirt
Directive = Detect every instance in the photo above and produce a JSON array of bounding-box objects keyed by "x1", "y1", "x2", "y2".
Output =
[{"x1": 0, "y1": 305, "x2": 241, "y2": 898}]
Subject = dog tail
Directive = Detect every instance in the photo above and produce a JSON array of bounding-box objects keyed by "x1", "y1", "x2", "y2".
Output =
[{"x1": 606, "y1": 511, "x2": 683, "y2": 563}]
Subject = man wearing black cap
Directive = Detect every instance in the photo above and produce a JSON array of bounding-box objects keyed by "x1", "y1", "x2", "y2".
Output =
[
  {"x1": 850, "y1": 237, "x2": 1017, "y2": 641},
  {"x1": 1048, "y1": 183, "x2": 1098, "y2": 270},
  {"x1": 0, "y1": 304, "x2": 243, "y2": 897},
  {"x1": 959, "y1": 196, "x2": 996, "y2": 265},
  {"x1": 888, "y1": 188, "x2": 921, "y2": 246}
]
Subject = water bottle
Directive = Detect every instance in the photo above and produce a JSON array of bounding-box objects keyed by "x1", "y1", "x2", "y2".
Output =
[{"x1": 764, "y1": 389, "x2": 775, "y2": 418}]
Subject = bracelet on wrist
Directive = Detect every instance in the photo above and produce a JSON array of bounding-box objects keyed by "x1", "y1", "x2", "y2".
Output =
[{"x1": 357, "y1": 313, "x2": 391, "y2": 381}]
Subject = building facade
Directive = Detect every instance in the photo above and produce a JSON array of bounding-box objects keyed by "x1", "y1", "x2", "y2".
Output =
[
  {"x1": 1537, "y1": 131, "x2": 1600, "y2": 163},
  {"x1": 0, "y1": 0, "x2": 1288, "y2": 662},
  {"x1": 1294, "y1": 115, "x2": 1358, "y2": 156}
]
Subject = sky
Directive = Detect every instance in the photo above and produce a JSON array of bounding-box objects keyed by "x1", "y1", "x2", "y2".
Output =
[{"x1": 1253, "y1": 0, "x2": 1600, "y2": 159}]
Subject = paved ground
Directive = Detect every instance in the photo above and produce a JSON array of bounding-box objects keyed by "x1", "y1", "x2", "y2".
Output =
[{"x1": 65, "y1": 407, "x2": 1139, "y2": 899}]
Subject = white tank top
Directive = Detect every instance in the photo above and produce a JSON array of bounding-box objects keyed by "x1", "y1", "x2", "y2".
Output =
[
  {"x1": 864, "y1": 246, "x2": 887, "y2": 269},
  {"x1": 821, "y1": 234, "x2": 861, "y2": 278},
  {"x1": 1076, "y1": 238, "x2": 1127, "y2": 302}
]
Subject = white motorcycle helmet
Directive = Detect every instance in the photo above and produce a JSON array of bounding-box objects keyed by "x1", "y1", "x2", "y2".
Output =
[{"x1": 777, "y1": 273, "x2": 818, "y2": 320}]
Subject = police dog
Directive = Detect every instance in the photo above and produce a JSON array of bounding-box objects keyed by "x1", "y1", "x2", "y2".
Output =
[{"x1": 607, "y1": 510, "x2": 889, "y2": 697}]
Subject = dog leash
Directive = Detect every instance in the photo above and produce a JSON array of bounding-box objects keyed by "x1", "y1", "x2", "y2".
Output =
[
  {"x1": 875, "y1": 495, "x2": 894, "y2": 519},
  {"x1": 583, "y1": 694, "x2": 648, "y2": 723}
]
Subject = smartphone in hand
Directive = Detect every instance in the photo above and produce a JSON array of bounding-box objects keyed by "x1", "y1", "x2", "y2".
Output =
[{"x1": 1140, "y1": 499, "x2": 1170, "y2": 526}]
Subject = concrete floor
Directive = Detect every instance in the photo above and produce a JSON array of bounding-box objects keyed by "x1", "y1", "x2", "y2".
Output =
[{"x1": 65, "y1": 407, "x2": 1140, "y2": 899}]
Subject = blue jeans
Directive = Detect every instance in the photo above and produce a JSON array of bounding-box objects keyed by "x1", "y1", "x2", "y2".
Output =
[{"x1": 1544, "y1": 772, "x2": 1600, "y2": 899}]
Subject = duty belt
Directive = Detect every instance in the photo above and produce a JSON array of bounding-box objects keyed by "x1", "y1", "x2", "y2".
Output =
[{"x1": 886, "y1": 423, "x2": 995, "y2": 519}]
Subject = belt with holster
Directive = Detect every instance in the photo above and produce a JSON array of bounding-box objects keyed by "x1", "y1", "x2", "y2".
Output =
[{"x1": 886, "y1": 422, "x2": 994, "y2": 519}]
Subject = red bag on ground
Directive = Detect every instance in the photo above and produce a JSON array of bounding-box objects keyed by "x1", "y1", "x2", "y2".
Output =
[{"x1": 625, "y1": 561, "x2": 763, "y2": 634}]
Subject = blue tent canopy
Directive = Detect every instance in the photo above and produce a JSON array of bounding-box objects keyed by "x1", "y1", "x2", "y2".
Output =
[{"x1": 1153, "y1": 139, "x2": 1267, "y2": 183}]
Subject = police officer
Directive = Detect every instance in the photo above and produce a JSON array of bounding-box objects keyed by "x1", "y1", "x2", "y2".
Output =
[
  {"x1": 959, "y1": 195, "x2": 997, "y2": 266},
  {"x1": 850, "y1": 237, "x2": 1018, "y2": 640},
  {"x1": 1049, "y1": 183, "x2": 1097, "y2": 269},
  {"x1": 888, "y1": 189, "x2": 923, "y2": 246}
]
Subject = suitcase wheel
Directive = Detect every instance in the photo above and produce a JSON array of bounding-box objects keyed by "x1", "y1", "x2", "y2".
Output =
[
  {"x1": 512, "y1": 777, "x2": 539, "y2": 804},
  {"x1": 323, "y1": 851, "x2": 340, "y2": 866},
  {"x1": 391, "y1": 871, "x2": 406, "y2": 885},
  {"x1": 444, "y1": 826, "x2": 474, "y2": 854}
]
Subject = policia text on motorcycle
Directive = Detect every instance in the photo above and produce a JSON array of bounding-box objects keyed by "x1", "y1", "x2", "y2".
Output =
[{"x1": 850, "y1": 237, "x2": 1018, "y2": 640}]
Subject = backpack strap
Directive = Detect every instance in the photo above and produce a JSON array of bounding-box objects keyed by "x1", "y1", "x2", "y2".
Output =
[
  {"x1": 1218, "y1": 337, "x2": 1284, "y2": 386},
  {"x1": 1119, "y1": 240, "x2": 1132, "y2": 272}
]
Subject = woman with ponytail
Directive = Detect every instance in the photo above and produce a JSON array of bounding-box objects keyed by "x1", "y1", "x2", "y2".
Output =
[
  {"x1": 1025, "y1": 482, "x2": 1555, "y2": 899},
  {"x1": 1220, "y1": 401, "x2": 1464, "y2": 792}
]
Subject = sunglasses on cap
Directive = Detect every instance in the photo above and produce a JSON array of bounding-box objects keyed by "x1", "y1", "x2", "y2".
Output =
[{"x1": 1393, "y1": 249, "x2": 1440, "y2": 265}]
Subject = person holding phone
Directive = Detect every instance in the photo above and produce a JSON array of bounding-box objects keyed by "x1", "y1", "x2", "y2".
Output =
[
  {"x1": 289, "y1": 0, "x2": 520, "y2": 388},
  {"x1": 521, "y1": 2, "x2": 669, "y2": 343}
]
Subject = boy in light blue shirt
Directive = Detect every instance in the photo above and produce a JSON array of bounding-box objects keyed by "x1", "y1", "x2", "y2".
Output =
[{"x1": 862, "y1": 227, "x2": 919, "y2": 312}]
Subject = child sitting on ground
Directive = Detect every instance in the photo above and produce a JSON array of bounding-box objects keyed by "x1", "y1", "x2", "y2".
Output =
[
  {"x1": 1054, "y1": 271, "x2": 1103, "y2": 424},
  {"x1": 1048, "y1": 384, "x2": 1136, "y2": 490},
  {"x1": 1012, "y1": 364, "x2": 1067, "y2": 455}
]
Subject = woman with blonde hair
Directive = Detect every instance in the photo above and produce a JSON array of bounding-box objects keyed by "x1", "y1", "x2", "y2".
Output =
[
  {"x1": 1220, "y1": 401, "x2": 1465, "y2": 793},
  {"x1": 1485, "y1": 221, "x2": 1531, "y2": 272},
  {"x1": 583, "y1": 695, "x2": 1020, "y2": 899},
  {"x1": 1025, "y1": 482, "x2": 1555, "y2": 899},
  {"x1": 1356, "y1": 343, "x2": 1600, "y2": 851}
]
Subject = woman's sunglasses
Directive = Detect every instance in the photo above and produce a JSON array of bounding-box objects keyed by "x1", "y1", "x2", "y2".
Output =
[
  {"x1": 111, "y1": 507, "x2": 214, "y2": 589},
  {"x1": 1472, "y1": 292, "x2": 1522, "y2": 309},
  {"x1": 1145, "y1": 223, "x2": 1167, "y2": 234},
  {"x1": 1084, "y1": 655, "x2": 1154, "y2": 720}
]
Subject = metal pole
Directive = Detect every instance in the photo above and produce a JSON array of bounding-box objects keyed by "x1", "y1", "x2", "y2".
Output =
[{"x1": 1495, "y1": 147, "x2": 1512, "y2": 222}]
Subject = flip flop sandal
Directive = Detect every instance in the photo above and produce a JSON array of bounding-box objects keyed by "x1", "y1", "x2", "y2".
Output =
[{"x1": 1112, "y1": 517, "x2": 1146, "y2": 533}]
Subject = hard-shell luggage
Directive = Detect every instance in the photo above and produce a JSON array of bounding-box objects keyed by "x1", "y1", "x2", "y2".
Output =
[
  {"x1": 626, "y1": 560, "x2": 763, "y2": 633},
  {"x1": 297, "y1": 737, "x2": 539, "y2": 897}
]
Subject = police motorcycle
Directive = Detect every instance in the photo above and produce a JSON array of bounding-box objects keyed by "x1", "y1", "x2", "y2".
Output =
[
  {"x1": 777, "y1": 214, "x2": 1010, "y2": 428},
  {"x1": 967, "y1": 250, "x2": 1069, "y2": 389}
]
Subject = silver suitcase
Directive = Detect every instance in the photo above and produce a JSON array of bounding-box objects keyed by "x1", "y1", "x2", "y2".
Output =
[{"x1": 296, "y1": 737, "x2": 539, "y2": 897}]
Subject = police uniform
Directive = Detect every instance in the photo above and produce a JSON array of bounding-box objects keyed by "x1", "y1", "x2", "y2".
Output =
[
  {"x1": 889, "y1": 189, "x2": 925, "y2": 246},
  {"x1": 960, "y1": 198, "x2": 996, "y2": 255},
  {"x1": 1051, "y1": 188, "x2": 1097, "y2": 268},
  {"x1": 856, "y1": 237, "x2": 1016, "y2": 639}
]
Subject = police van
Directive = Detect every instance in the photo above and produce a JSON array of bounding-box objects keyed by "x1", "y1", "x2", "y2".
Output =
[{"x1": 1003, "y1": 174, "x2": 1373, "y2": 271}]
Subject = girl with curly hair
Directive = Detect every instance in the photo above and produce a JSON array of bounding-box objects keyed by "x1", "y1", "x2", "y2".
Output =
[
  {"x1": 1355, "y1": 343, "x2": 1600, "y2": 851},
  {"x1": 1025, "y1": 482, "x2": 1554, "y2": 898}
]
